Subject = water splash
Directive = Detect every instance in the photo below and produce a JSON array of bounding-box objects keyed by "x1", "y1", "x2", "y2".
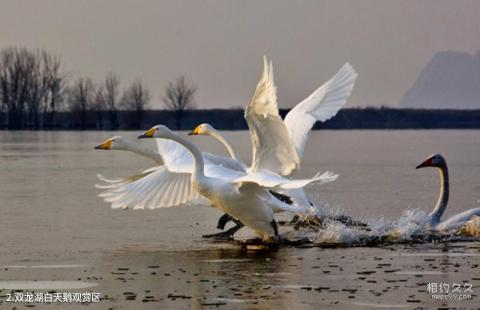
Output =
[{"x1": 287, "y1": 208, "x2": 435, "y2": 246}]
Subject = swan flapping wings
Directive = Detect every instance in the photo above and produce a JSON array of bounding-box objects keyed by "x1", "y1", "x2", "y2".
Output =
[
  {"x1": 246, "y1": 56, "x2": 358, "y2": 176},
  {"x1": 96, "y1": 136, "x2": 247, "y2": 210},
  {"x1": 245, "y1": 57, "x2": 300, "y2": 176}
]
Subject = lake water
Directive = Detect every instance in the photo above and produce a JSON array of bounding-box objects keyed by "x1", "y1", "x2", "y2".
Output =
[{"x1": 0, "y1": 130, "x2": 479, "y2": 308}]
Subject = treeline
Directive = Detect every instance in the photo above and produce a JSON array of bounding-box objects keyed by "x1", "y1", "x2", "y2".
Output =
[
  {"x1": 3, "y1": 107, "x2": 477, "y2": 130},
  {"x1": 1, "y1": 47, "x2": 479, "y2": 130},
  {"x1": 0, "y1": 47, "x2": 150, "y2": 129}
]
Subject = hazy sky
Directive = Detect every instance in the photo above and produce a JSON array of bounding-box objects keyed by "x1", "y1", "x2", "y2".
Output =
[{"x1": 1, "y1": 0, "x2": 479, "y2": 109}]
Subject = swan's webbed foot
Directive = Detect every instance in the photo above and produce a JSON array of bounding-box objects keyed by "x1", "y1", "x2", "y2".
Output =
[
  {"x1": 202, "y1": 230, "x2": 235, "y2": 240},
  {"x1": 202, "y1": 219, "x2": 244, "y2": 240}
]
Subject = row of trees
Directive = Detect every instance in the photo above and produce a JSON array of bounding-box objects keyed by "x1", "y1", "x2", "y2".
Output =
[
  {"x1": 67, "y1": 73, "x2": 150, "y2": 129},
  {"x1": 0, "y1": 47, "x2": 196, "y2": 129}
]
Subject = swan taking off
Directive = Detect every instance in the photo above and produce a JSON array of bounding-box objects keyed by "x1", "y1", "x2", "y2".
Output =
[
  {"x1": 416, "y1": 153, "x2": 480, "y2": 233},
  {"x1": 189, "y1": 56, "x2": 357, "y2": 229},
  {"x1": 138, "y1": 125, "x2": 337, "y2": 241}
]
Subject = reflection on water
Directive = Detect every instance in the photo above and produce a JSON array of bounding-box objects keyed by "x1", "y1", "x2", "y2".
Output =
[{"x1": 88, "y1": 243, "x2": 479, "y2": 308}]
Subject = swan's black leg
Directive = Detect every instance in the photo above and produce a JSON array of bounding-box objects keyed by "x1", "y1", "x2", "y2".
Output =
[
  {"x1": 217, "y1": 213, "x2": 233, "y2": 230},
  {"x1": 270, "y1": 219, "x2": 283, "y2": 244},
  {"x1": 271, "y1": 220, "x2": 279, "y2": 236},
  {"x1": 202, "y1": 218, "x2": 244, "y2": 240}
]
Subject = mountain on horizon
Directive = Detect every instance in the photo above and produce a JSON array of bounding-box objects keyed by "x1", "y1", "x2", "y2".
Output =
[{"x1": 400, "y1": 50, "x2": 480, "y2": 109}]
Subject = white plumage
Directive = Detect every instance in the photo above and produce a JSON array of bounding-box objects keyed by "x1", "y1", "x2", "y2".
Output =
[
  {"x1": 95, "y1": 135, "x2": 336, "y2": 212},
  {"x1": 137, "y1": 125, "x2": 337, "y2": 239},
  {"x1": 247, "y1": 56, "x2": 357, "y2": 175}
]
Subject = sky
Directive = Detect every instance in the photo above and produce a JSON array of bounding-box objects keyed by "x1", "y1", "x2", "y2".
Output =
[{"x1": 1, "y1": 0, "x2": 479, "y2": 109}]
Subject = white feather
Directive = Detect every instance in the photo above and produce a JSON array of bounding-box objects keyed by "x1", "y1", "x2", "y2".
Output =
[{"x1": 284, "y1": 63, "x2": 358, "y2": 158}]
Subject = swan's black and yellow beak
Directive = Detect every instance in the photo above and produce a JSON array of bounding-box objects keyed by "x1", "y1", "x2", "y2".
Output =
[
  {"x1": 94, "y1": 140, "x2": 112, "y2": 150},
  {"x1": 138, "y1": 127, "x2": 156, "y2": 139},
  {"x1": 416, "y1": 158, "x2": 432, "y2": 169},
  {"x1": 188, "y1": 126, "x2": 200, "y2": 136}
]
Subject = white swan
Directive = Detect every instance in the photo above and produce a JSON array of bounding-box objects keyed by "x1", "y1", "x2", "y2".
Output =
[
  {"x1": 189, "y1": 56, "x2": 357, "y2": 219},
  {"x1": 416, "y1": 154, "x2": 480, "y2": 232},
  {"x1": 190, "y1": 124, "x2": 315, "y2": 213},
  {"x1": 137, "y1": 125, "x2": 337, "y2": 241},
  {"x1": 94, "y1": 136, "x2": 249, "y2": 237}
]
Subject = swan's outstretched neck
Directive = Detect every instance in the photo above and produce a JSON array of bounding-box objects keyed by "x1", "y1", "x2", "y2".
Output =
[
  {"x1": 429, "y1": 164, "x2": 449, "y2": 225},
  {"x1": 167, "y1": 134, "x2": 205, "y2": 179},
  {"x1": 209, "y1": 129, "x2": 239, "y2": 161}
]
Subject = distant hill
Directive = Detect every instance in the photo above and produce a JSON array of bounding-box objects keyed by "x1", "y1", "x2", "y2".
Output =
[{"x1": 400, "y1": 51, "x2": 480, "y2": 109}]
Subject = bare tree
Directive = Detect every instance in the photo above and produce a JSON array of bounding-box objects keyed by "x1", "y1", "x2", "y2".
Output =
[
  {"x1": 104, "y1": 72, "x2": 120, "y2": 129},
  {"x1": 91, "y1": 86, "x2": 106, "y2": 129},
  {"x1": 162, "y1": 75, "x2": 196, "y2": 129},
  {"x1": 0, "y1": 48, "x2": 36, "y2": 128},
  {"x1": 67, "y1": 77, "x2": 95, "y2": 129},
  {"x1": 121, "y1": 79, "x2": 150, "y2": 128},
  {"x1": 0, "y1": 47, "x2": 66, "y2": 129},
  {"x1": 41, "y1": 51, "x2": 67, "y2": 127}
]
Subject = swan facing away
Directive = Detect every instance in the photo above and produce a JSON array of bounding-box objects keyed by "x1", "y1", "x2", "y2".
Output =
[
  {"x1": 138, "y1": 125, "x2": 338, "y2": 241},
  {"x1": 416, "y1": 153, "x2": 480, "y2": 233}
]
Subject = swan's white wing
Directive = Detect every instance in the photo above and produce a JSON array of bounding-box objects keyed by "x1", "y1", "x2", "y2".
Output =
[
  {"x1": 156, "y1": 138, "x2": 246, "y2": 173},
  {"x1": 155, "y1": 138, "x2": 194, "y2": 173},
  {"x1": 284, "y1": 63, "x2": 357, "y2": 158},
  {"x1": 204, "y1": 164, "x2": 246, "y2": 182},
  {"x1": 245, "y1": 56, "x2": 300, "y2": 176},
  {"x1": 203, "y1": 152, "x2": 246, "y2": 172},
  {"x1": 99, "y1": 166, "x2": 203, "y2": 209},
  {"x1": 98, "y1": 161, "x2": 244, "y2": 209},
  {"x1": 234, "y1": 170, "x2": 338, "y2": 190}
]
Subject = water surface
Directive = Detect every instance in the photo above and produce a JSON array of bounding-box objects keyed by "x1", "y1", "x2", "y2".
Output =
[{"x1": 0, "y1": 130, "x2": 479, "y2": 308}]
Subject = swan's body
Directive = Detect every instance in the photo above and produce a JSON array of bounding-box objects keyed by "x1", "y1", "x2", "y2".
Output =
[
  {"x1": 416, "y1": 154, "x2": 480, "y2": 233},
  {"x1": 138, "y1": 125, "x2": 337, "y2": 240},
  {"x1": 190, "y1": 124, "x2": 316, "y2": 214}
]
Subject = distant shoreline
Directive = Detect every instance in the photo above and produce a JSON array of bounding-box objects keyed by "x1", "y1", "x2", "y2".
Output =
[{"x1": 1, "y1": 107, "x2": 480, "y2": 130}]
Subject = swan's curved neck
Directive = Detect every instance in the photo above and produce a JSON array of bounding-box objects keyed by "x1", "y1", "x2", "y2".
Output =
[
  {"x1": 429, "y1": 165, "x2": 449, "y2": 225},
  {"x1": 123, "y1": 142, "x2": 164, "y2": 165},
  {"x1": 209, "y1": 130, "x2": 239, "y2": 161},
  {"x1": 165, "y1": 134, "x2": 205, "y2": 180}
]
